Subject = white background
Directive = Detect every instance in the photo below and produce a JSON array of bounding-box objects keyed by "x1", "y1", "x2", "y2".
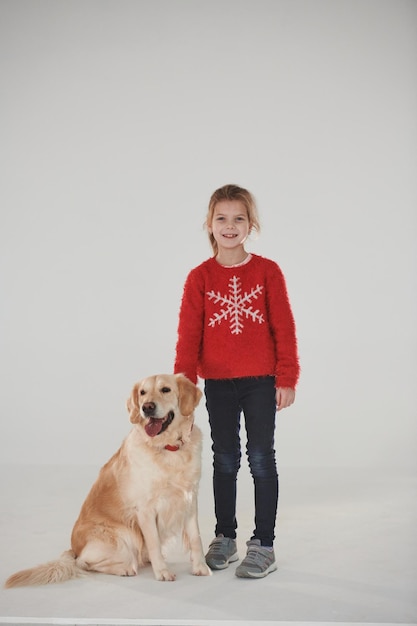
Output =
[{"x1": 1, "y1": 0, "x2": 416, "y2": 472}]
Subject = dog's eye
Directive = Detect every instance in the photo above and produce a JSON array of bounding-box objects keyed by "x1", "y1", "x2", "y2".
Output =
[
  {"x1": 140, "y1": 389, "x2": 146, "y2": 396},
  {"x1": 161, "y1": 387, "x2": 171, "y2": 394}
]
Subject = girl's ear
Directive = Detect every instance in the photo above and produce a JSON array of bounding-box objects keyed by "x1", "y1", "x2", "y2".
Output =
[{"x1": 127, "y1": 383, "x2": 140, "y2": 424}]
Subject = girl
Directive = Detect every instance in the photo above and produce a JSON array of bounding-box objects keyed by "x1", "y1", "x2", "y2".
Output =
[{"x1": 174, "y1": 184, "x2": 299, "y2": 578}]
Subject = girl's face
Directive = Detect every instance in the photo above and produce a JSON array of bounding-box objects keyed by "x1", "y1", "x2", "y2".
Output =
[{"x1": 209, "y1": 200, "x2": 251, "y2": 253}]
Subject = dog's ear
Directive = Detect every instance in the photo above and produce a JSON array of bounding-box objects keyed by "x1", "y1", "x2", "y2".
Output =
[
  {"x1": 176, "y1": 374, "x2": 203, "y2": 416},
  {"x1": 127, "y1": 383, "x2": 140, "y2": 424}
]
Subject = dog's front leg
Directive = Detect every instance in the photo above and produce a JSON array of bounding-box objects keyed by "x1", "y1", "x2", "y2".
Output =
[
  {"x1": 185, "y1": 501, "x2": 211, "y2": 577},
  {"x1": 136, "y1": 511, "x2": 176, "y2": 581}
]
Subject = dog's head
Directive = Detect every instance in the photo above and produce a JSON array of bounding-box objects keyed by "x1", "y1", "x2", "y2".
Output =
[{"x1": 126, "y1": 374, "x2": 202, "y2": 443}]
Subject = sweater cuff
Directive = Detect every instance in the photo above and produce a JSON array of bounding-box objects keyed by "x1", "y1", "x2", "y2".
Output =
[{"x1": 174, "y1": 369, "x2": 197, "y2": 386}]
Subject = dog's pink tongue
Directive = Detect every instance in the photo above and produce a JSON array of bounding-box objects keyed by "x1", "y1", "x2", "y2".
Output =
[{"x1": 145, "y1": 418, "x2": 163, "y2": 437}]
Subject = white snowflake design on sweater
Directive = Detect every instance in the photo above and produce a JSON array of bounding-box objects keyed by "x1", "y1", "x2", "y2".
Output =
[{"x1": 207, "y1": 275, "x2": 264, "y2": 335}]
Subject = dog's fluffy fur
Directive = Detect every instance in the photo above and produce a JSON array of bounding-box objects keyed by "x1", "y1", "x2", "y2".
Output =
[{"x1": 5, "y1": 374, "x2": 211, "y2": 586}]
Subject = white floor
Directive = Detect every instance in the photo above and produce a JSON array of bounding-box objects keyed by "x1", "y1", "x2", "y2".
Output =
[{"x1": 0, "y1": 464, "x2": 416, "y2": 626}]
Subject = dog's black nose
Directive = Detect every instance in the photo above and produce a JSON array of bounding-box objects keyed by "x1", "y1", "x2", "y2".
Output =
[{"x1": 142, "y1": 402, "x2": 156, "y2": 417}]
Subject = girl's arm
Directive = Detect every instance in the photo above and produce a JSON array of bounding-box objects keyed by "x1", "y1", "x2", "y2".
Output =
[
  {"x1": 174, "y1": 269, "x2": 205, "y2": 384},
  {"x1": 267, "y1": 263, "x2": 300, "y2": 390}
]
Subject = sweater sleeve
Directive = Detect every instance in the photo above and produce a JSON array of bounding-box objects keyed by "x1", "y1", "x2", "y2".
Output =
[
  {"x1": 266, "y1": 263, "x2": 300, "y2": 389},
  {"x1": 174, "y1": 268, "x2": 205, "y2": 384}
]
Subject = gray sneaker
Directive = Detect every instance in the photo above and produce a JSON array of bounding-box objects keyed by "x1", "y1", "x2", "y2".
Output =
[
  {"x1": 235, "y1": 539, "x2": 277, "y2": 578},
  {"x1": 205, "y1": 534, "x2": 239, "y2": 570}
]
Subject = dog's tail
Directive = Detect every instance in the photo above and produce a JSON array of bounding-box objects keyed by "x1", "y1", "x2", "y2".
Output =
[{"x1": 4, "y1": 550, "x2": 86, "y2": 588}]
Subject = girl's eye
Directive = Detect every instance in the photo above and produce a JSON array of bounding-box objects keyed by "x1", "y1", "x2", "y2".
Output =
[{"x1": 161, "y1": 387, "x2": 171, "y2": 393}]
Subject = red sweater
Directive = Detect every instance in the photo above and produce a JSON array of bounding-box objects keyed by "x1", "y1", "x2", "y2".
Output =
[{"x1": 174, "y1": 254, "x2": 300, "y2": 389}]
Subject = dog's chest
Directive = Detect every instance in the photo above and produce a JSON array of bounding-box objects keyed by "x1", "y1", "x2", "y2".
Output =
[{"x1": 125, "y1": 452, "x2": 197, "y2": 511}]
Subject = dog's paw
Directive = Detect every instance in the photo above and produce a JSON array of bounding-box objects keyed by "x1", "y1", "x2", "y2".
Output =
[
  {"x1": 155, "y1": 568, "x2": 176, "y2": 582},
  {"x1": 192, "y1": 562, "x2": 212, "y2": 576}
]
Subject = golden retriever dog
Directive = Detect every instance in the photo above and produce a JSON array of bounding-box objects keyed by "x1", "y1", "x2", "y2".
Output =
[{"x1": 5, "y1": 374, "x2": 211, "y2": 587}]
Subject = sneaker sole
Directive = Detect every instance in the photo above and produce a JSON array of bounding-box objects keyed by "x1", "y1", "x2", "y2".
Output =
[
  {"x1": 206, "y1": 552, "x2": 239, "y2": 570},
  {"x1": 235, "y1": 561, "x2": 277, "y2": 578}
]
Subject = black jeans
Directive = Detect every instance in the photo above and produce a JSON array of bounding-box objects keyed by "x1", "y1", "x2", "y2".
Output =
[{"x1": 204, "y1": 376, "x2": 278, "y2": 547}]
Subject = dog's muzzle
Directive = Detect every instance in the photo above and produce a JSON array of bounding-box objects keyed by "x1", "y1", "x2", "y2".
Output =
[{"x1": 144, "y1": 410, "x2": 175, "y2": 437}]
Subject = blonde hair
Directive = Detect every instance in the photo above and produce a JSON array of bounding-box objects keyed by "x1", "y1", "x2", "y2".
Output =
[{"x1": 205, "y1": 184, "x2": 261, "y2": 255}]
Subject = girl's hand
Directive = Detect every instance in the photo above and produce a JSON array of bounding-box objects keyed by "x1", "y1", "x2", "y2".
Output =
[{"x1": 276, "y1": 387, "x2": 295, "y2": 411}]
